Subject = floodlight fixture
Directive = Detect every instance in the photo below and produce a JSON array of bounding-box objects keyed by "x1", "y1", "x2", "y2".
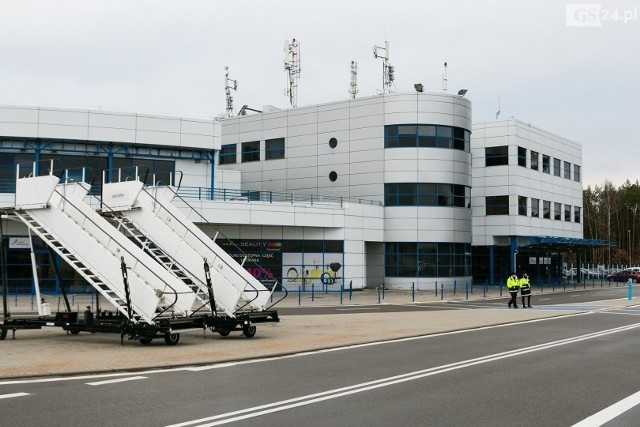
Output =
[
  {"x1": 414, "y1": 83, "x2": 424, "y2": 93},
  {"x1": 458, "y1": 89, "x2": 468, "y2": 97}
]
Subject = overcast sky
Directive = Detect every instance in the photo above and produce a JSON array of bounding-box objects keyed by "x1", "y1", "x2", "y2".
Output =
[{"x1": 1, "y1": 0, "x2": 638, "y2": 188}]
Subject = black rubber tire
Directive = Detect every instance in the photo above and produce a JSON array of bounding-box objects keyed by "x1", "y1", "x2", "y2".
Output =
[
  {"x1": 138, "y1": 336, "x2": 153, "y2": 345},
  {"x1": 243, "y1": 325, "x2": 256, "y2": 338},
  {"x1": 69, "y1": 328, "x2": 80, "y2": 335},
  {"x1": 164, "y1": 332, "x2": 180, "y2": 346},
  {"x1": 218, "y1": 329, "x2": 231, "y2": 337},
  {"x1": 0, "y1": 328, "x2": 6, "y2": 340}
]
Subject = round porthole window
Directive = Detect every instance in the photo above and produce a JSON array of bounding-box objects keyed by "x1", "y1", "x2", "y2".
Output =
[
  {"x1": 329, "y1": 171, "x2": 338, "y2": 182},
  {"x1": 329, "y1": 137, "x2": 338, "y2": 149}
]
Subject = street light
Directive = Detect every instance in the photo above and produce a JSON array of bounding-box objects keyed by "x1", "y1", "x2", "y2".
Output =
[{"x1": 414, "y1": 83, "x2": 424, "y2": 93}]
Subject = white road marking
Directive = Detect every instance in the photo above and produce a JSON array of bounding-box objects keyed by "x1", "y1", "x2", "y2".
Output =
[
  {"x1": 538, "y1": 298, "x2": 551, "y2": 301},
  {"x1": 0, "y1": 392, "x2": 30, "y2": 399},
  {"x1": 572, "y1": 389, "x2": 640, "y2": 426},
  {"x1": 86, "y1": 376, "x2": 147, "y2": 386},
  {"x1": 335, "y1": 307, "x2": 380, "y2": 311},
  {"x1": 167, "y1": 322, "x2": 640, "y2": 427}
]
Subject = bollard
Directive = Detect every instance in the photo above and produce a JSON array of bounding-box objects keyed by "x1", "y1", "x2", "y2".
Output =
[
  {"x1": 440, "y1": 283, "x2": 444, "y2": 301},
  {"x1": 465, "y1": 283, "x2": 469, "y2": 300},
  {"x1": 312, "y1": 283, "x2": 315, "y2": 302},
  {"x1": 340, "y1": 283, "x2": 343, "y2": 305},
  {"x1": 483, "y1": 281, "x2": 487, "y2": 298},
  {"x1": 349, "y1": 280, "x2": 353, "y2": 301},
  {"x1": 382, "y1": 282, "x2": 385, "y2": 300},
  {"x1": 453, "y1": 280, "x2": 457, "y2": 296},
  {"x1": 628, "y1": 278, "x2": 633, "y2": 300},
  {"x1": 298, "y1": 286, "x2": 301, "y2": 305},
  {"x1": 435, "y1": 281, "x2": 438, "y2": 297},
  {"x1": 412, "y1": 282, "x2": 415, "y2": 302}
]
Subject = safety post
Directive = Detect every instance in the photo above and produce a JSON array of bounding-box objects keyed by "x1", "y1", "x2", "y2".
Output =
[
  {"x1": 312, "y1": 283, "x2": 315, "y2": 302},
  {"x1": 628, "y1": 278, "x2": 633, "y2": 300},
  {"x1": 435, "y1": 281, "x2": 438, "y2": 297},
  {"x1": 382, "y1": 282, "x2": 385, "y2": 300},
  {"x1": 349, "y1": 280, "x2": 353, "y2": 301},
  {"x1": 453, "y1": 280, "x2": 457, "y2": 295},
  {"x1": 440, "y1": 283, "x2": 444, "y2": 301},
  {"x1": 298, "y1": 286, "x2": 301, "y2": 305},
  {"x1": 465, "y1": 283, "x2": 469, "y2": 300},
  {"x1": 340, "y1": 283, "x2": 343, "y2": 305},
  {"x1": 412, "y1": 282, "x2": 415, "y2": 302},
  {"x1": 377, "y1": 286, "x2": 381, "y2": 304}
]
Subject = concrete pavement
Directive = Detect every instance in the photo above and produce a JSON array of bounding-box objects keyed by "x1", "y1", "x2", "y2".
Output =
[{"x1": 1, "y1": 293, "x2": 636, "y2": 379}]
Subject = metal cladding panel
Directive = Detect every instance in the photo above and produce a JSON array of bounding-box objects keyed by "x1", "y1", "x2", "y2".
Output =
[
  {"x1": 138, "y1": 187, "x2": 271, "y2": 311},
  {"x1": 15, "y1": 175, "x2": 59, "y2": 209},
  {"x1": 102, "y1": 181, "x2": 144, "y2": 211}
]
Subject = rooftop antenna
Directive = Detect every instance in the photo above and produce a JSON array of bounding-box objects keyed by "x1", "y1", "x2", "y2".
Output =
[
  {"x1": 442, "y1": 62, "x2": 448, "y2": 92},
  {"x1": 224, "y1": 66, "x2": 238, "y2": 118},
  {"x1": 373, "y1": 41, "x2": 394, "y2": 93},
  {"x1": 496, "y1": 96, "x2": 501, "y2": 120},
  {"x1": 284, "y1": 38, "x2": 301, "y2": 108},
  {"x1": 348, "y1": 60, "x2": 359, "y2": 99}
]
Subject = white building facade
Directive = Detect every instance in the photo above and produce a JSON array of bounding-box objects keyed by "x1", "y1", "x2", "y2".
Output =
[
  {"x1": 0, "y1": 99, "x2": 586, "y2": 295},
  {"x1": 471, "y1": 118, "x2": 583, "y2": 284}
]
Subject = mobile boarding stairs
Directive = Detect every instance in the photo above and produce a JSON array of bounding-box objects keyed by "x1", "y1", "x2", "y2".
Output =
[{"x1": 1, "y1": 165, "x2": 283, "y2": 345}]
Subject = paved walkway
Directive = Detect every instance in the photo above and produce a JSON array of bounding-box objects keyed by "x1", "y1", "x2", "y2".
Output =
[{"x1": 0, "y1": 294, "x2": 636, "y2": 379}]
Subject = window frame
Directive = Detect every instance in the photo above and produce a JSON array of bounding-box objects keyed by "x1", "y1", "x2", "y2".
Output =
[
  {"x1": 265, "y1": 137, "x2": 285, "y2": 160},
  {"x1": 219, "y1": 144, "x2": 237, "y2": 165},
  {"x1": 241, "y1": 141, "x2": 260, "y2": 163}
]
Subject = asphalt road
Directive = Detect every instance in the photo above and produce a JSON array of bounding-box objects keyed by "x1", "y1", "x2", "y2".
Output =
[{"x1": 1, "y1": 291, "x2": 640, "y2": 426}]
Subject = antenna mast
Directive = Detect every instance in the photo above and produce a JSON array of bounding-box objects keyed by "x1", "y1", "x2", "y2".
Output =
[
  {"x1": 224, "y1": 66, "x2": 238, "y2": 118},
  {"x1": 349, "y1": 60, "x2": 358, "y2": 99},
  {"x1": 284, "y1": 38, "x2": 301, "y2": 108},
  {"x1": 442, "y1": 62, "x2": 448, "y2": 92},
  {"x1": 496, "y1": 96, "x2": 501, "y2": 120},
  {"x1": 373, "y1": 41, "x2": 394, "y2": 93}
]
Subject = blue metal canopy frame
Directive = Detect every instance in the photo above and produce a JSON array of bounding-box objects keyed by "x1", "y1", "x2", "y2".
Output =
[{"x1": 521, "y1": 236, "x2": 615, "y2": 251}]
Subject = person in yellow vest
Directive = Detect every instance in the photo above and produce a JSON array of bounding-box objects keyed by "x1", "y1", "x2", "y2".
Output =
[
  {"x1": 506, "y1": 272, "x2": 520, "y2": 308},
  {"x1": 520, "y1": 272, "x2": 532, "y2": 308}
]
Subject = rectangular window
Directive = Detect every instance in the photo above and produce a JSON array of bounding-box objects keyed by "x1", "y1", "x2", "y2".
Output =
[
  {"x1": 574, "y1": 165, "x2": 581, "y2": 182},
  {"x1": 564, "y1": 204, "x2": 571, "y2": 221},
  {"x1": 265, "y1": 138, "x2": 285, "y2": 160},
  {"x1": 436, "y1": 126, "x2": 452, "y2": 149},
  {"x1": 241, "y1": 141, "x2": 260, "y2": 163},
  {"x1": 531, "y1": 151, "x2": 539, "y2": 171},
  {"x1": 518, "y1": 147, "x2": 527, "y2": 167},
  {"x1": 485, "y1": 146, "x2": 509, "y2": 167},
  {"x1": 418, "y1": 125, "x2": 436, "y2": 147},
  {"x1": 574, "y1": 206, "x2": 581, "y2": 223},
  {"x1": 553, "y1": 158, "x2": 561, "y2": 177},
  {"x1": 531, "y1": 198, "x2": 540, "y2": 218},
  {"x1": 543, "y1": 200, "x2": 551, "y2": 219},
  {"x1": 486, "y1": 195, "x2": 509, "y2": 215},
  {"x1": 564, "y1": 161, "x2": 571, "y2": 179},
  {"x1": 554, "y1": 202, "x2": 561, "y2": 220},
  {"x1": 518, "y1": 196, "x2": 527, "y2": 216},
  {"x1": 219, "y1": 144, "x2": 237, "y2": 165},
  {"x1": 542, "y1": 155, "x2": 550, "y2": 174}
]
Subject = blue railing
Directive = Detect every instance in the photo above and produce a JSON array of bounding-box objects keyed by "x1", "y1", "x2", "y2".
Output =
[{"x1": 176, "y1": 186, "x2": 382, "y2": 207}]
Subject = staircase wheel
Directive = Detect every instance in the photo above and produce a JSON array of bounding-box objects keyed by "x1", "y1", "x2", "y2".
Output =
[
  {"x1": 218, "y1": 329, "x2": 231, "y2": 337},
  {"x1": 0, "y1": 327, "x2": 6, "y2": 340},
  {"x1": 139, "y1": 336, "x2": 153, "y2": 345},
  {"x1": 243, "y1": 325, "x2": 256, "y2": 338},
  {"x1": 164, "y1": 332, "x2": 180, "y2": 346}
]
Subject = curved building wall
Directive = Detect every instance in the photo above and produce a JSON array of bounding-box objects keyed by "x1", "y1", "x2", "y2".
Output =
[{"x1": 220, "y1": 93, "x2": 472, "y2": 289}]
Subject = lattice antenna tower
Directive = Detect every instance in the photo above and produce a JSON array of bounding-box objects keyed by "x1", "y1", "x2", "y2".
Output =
[
  {"x1": 224, "y1": 66, "x2": 238, "y2": 118},
  {"x1": 284, "y1": 38, "x2": 301, "y2": 108},
  {"x1": 373, "y1": 41, "x2": 394, "y2": 93},
  {"x1": 349, "y1": 61, "x2": 359, "y2": 99},
  {"x1": 442, "y1": 62, "x2": 448, "y2": 92}
]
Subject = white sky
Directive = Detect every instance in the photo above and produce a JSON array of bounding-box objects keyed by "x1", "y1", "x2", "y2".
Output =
[{"x1": 1, "y1": 0, "x2": 638, "y2": 188}]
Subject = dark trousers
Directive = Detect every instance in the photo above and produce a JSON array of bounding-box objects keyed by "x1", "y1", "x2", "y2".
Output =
[
  {"x1": 521, "y1": 289, "x2": 531, "y2": 307},
  {"x1": 508, "y1": 290, "x2": 519, "y2": 307}
]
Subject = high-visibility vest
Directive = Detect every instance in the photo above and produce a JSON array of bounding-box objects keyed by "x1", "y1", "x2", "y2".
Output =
[
  {"x1": 507, "y1": 276, "x2": 520, "y2": 289},
  {"x1": 519, "y1": 276, "x2": 530, "y2": 290}
]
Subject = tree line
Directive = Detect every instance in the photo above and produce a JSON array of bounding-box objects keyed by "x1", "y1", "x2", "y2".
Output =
[{"x1": 583, "y1": 180, "x2": 640, "y2": 265}]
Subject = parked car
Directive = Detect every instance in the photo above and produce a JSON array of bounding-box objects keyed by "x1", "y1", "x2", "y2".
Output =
[{"x1": 607, "y1": 269, "x2": 640, "y2": 283}]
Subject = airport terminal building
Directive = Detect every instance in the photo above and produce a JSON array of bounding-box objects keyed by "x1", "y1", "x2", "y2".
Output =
[{"x1": 0, "y1": 93, "x2": 585, "y2": 294}]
